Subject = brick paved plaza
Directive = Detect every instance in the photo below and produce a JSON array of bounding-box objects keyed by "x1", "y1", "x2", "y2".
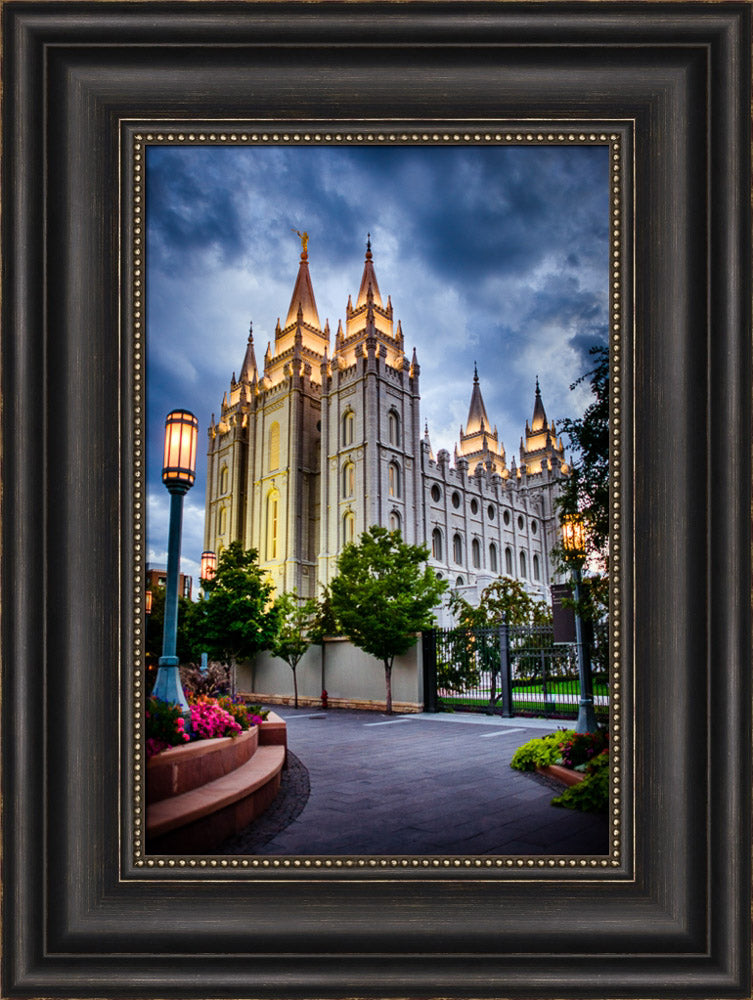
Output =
[{"x1": 217, "y1": 708, "x2": 609, "y2": 856}]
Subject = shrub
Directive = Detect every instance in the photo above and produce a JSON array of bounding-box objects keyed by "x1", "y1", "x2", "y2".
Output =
[
  {"x1": 145, "y1": 697, "x2": 190, "y2": 757},
  {"x1": 510, "y1": 730, "x2": 575, "y2": 771},
  {"x1": 557, "y1": 729, "x2": 608, "y2": 770},
  {"x1": 180, "y1": 661, "x2": 230, "y2": 698},
  {"x1": 552, "y1": 749, "x2": 610, "y2": 812}
]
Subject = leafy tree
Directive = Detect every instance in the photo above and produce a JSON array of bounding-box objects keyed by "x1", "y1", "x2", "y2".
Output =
[
  {"x1": 270, "y1": 590, "x2": 318, "y2": 709},
  {"x1": 449, "y1": 576, "x2": 552, "y2": 629},
  {"x1": 556, "y1": 344, "x2": 609, "y2": 568},
  {"x1": 190, "y1": 541, "x2": 279, "y2": 697},
  {"x1": 329, "y1": 526, "x2": 448, "y2": 713}
]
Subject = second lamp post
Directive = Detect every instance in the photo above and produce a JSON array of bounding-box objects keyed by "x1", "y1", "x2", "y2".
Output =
[{"x1": 561, "y1": 517, "x2": 598, "y2": 734}]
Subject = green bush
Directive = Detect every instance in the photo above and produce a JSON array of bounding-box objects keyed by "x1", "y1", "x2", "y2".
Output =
[
  {"x1": 510, "y1": 730, "x2": 575, "y2": 771},
  {"x1": 552, "y1": 750, "x2": 610, "y2": 813}
]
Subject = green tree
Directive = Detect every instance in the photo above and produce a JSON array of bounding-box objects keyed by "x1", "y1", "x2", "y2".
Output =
[
  {"x1": 556, "y1": 344, "x2": 609, "y2": 567},
  {"x1": 145, "y1": 586, "x2": 196, "y2": 677},
  {"x1": 329, "y1": 526, "x2": 448, "y2": 713},
  {"x1": 270, "y1": 590, "x2": 317, "y2": 709},
  {"x1": 449, "y1": 576, "x2": 552, "y2": 629},
  {"x1": 191, "y1": 541, "x2": 279, "y2": 697}
]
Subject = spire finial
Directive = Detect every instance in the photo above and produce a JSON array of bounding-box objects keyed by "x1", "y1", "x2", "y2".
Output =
[
  {"x1": 292, "y1": 228, "x2": 309, "y2": 259},
  {"x1": 535, "y1": 375, "x2": 541, "y2": 395},
  {"x1": 248, "y1": 320, "x2": 254, "y2": 342},
  {"x1": 365, "y1": 233, "x2": 372, "y2": 260},
  {"x1": 474, "y1": 361, "x2": 479, "y2": 382}
]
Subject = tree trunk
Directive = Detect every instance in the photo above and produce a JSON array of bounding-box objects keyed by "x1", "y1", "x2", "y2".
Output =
[
  {"x1": 292, "y1": 665, "x2": 299, "y2": 709},
  {"x1": 230, "y1": 657, "x2": 237, "y2": 700},
  {"x1": 384, "y1": 660, "x2": 393, "y2": 714}
]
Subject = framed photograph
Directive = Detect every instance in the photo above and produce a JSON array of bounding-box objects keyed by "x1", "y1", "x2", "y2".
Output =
[{"x1": 3, "y1": 3, "x2": 750, "y2": 998}]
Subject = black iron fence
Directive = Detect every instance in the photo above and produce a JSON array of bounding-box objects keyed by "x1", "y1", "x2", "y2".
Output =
[{"x1": 422, "y1": 624, "x2": 608, "y2": 722}]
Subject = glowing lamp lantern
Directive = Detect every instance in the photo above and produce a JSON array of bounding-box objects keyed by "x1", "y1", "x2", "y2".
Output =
[
  {"x1": 145, "y1": 589, "x2": 152, "y2": 615},
  {"x1": 200, "y1": 550, "x2": 217, "y2": 582},
  {"x1": 151, "y1": 410, "x2": 198, "y2": 719},
  {"x1": 560, "y1": 516, "x2": 597, "y2": 734}
]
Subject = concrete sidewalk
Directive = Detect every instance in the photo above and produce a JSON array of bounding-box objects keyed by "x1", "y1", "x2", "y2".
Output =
[{"x1": 232, "y1": 708, "x2": 608, "y2": 856}]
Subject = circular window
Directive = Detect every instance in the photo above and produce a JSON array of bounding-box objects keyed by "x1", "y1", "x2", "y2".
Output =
[
  {"x1": 518, "y1": 515, "x2": 525, "y2": 530},
  {"x1": 503, "y1": 510, "x2": 510, "y2": 525},
  {"x1": 452, "y1": 491, "x2": 461, "y2": 509},
  {"x1": 431, "y1": 484, "x2": 441, "y2": 502},
  {"x1": 531, "y1": 520, "x2": 537, "y2": 534},
  {"x1": 470, "y1": 498, "x2": 479, "y2": 515}
]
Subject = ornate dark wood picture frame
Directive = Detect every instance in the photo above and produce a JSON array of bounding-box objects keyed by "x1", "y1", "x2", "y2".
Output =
[{"x1": 2, "y1": 3, "x2": 751, "y2": 998}]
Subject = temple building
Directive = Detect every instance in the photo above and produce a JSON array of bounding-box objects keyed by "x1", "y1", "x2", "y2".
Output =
[{"x1": 203, "y1": 236, "x2": 569, "y2": 610}]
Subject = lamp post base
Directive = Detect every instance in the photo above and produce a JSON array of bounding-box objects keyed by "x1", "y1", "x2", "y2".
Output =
[
  {"x1": 152, "y1": 656, "x2": 190, "y2": 715},
  {"x1": 576, "y1": 697, "x2": 598, "y2": 734}
]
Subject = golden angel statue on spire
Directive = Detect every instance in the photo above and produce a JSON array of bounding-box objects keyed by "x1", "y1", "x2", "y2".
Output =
[{"x1": 291, "y1": 228, "x2": 309, "y2": 254}]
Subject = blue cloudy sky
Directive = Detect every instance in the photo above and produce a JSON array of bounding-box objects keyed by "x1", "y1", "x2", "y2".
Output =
[{"x1": 146, "y1": 143, "x2": 609, "y2": 588}]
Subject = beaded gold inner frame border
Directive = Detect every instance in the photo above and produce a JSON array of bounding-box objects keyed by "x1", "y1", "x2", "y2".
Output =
[{"x1": 125, "y1": 120, "x2": 632, "y2": 877}]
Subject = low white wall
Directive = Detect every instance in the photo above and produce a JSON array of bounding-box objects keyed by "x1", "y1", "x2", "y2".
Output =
[{"x1": 237, "y1": 636, "x2": 424, "y2": 712}]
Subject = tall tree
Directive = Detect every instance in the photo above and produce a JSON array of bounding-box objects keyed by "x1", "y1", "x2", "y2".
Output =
[
  {"x1": 191, "y1": 541, "x2": 279, "y2": 697},
  {"x1": 329, "y1": 526, "x2": 448, "y2": 713},
  {"x1": 449, "y1": 576, "x2": 552, "y2": 629},
  {"x1": 556, "y1": 344, "x2": 610, "y2": 567},
  {"x1": 270, "y1": 590, "x2": 317, "y2": 709}
]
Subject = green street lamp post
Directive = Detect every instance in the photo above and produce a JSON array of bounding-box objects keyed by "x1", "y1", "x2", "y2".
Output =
[
  {"x1": 561, "y1": 517, "x2": 598, "y2": 734},
  {"x1": 151, "y1": 410, "x2": 198, "y2": 718}
]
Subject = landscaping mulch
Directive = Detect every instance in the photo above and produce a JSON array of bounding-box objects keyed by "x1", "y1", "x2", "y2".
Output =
[{"x1": 213, "y1": 750, "x2": 311, "y2": 855}]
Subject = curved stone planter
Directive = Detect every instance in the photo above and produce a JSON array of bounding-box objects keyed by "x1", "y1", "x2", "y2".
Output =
[
  {"x1": 146, "y1": 713, "x2": 287, "y2": 854},
  {"x1": 536, "y1": 763, "x2": 585, "y2": 787}
]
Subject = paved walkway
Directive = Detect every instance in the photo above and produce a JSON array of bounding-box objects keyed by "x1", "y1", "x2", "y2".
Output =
[{"x1": 221, "y1": 708, "x2": 608, "y2": 856}]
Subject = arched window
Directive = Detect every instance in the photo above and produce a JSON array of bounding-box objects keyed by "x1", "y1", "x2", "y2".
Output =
[
  {"x1": 455, "y1": 576, "x2": 464, "y2": 587},
  {"x1": 505, "y1": 546, "x2": 513, "y2": 575},
  {"x1": 489, "y1": 542, "x2": 498, "y2": 573},
  {"x1": 453, "y1": 533, "x2": 463, "y2": 564},
  {"x1": 218, "y1": 506, "x2": 227, "y2": 535},
  {"x1": 388, "y1": 410, "x2": 400, "y2": 446},
  {"x1": 342, "y1": 410, "x2": 354, "y2": 446},
  {"x1": 220, "y1": 465, "x2": 229, "y2": 494},
  {"x1": 266, "y1": 491, "x2": 279, "y2": 560},
  {"x1": 533, "y1": 553, "x2": 541, "y2": 581},
  {"x1": 342, "y1": 461, "x2": 355, "y2": 498},
  {"x1": 471, "y1": 538, "x2": 481, "y2": 568},
  {"x1": 519, "y1": 550, "x2": 527, "y2": 578},
  {"x1": 389, "y1": 461, "x2": 401, "y2": 498},
  {"x1": 343, "y1": 510, "x2": 355, "y2": 544},
  {"x1": 389, "y1": 510, "x2": 401, "y2": 533},
  {"x1": 432, "y1": 528, "x2": 443, "y2": 560},
  {"x1": 268, "y1": 422, "x2": 280, "y2": 470}
]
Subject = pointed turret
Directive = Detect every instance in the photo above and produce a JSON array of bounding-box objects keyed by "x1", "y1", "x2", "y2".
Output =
[
  {"x1": 455, "y1": 366, "x2": 507, "y2": 476},
  {"x1": 356, "y1": 234, "x2": 383, "y2": 308},
  {"x1": 240, "y1": 321, "x2": 258, "y2": 383},
  {"x1": 284, "y1": 237, "x2": 321, "y2": 329},
  {"x1": 464, "y1": 363, "x2": 492, "y2": 435},
  {"x1": 531, "y1": 376, "x2": 547, "y2": 431}
]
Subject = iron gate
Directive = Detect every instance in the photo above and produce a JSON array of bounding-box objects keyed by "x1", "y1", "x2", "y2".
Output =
[{"x1": 422, "y1": 624, "x2": 608, "y2": 721}]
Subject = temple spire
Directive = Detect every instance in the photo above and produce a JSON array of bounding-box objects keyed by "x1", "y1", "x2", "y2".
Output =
[
  {"x1": 240, "y1": 320, "x2": 257, "y2": 383},
  {"x1": 465, "y1": 365, "x2": 491, "y2": 434},
  {"x1": 356, "y1": 234, "x2": 383, "y2": 308},
  {"x1": 284, "y1": 231, "x2": 321, "y2": 329},
  {"x1": 531, "y1": 375, "x2": 548, "y2": 431}
]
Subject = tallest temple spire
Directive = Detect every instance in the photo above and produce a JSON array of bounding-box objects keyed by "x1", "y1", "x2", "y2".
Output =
[{"x1": 284, "y1": 229, "x2": 321, "y2": 329}]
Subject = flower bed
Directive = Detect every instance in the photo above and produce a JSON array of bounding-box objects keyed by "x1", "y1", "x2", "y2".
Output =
[
  {"x1": 146, "y1": 694, "x2": 269, "y2": 759},
  {"x1": 510, "y1": 728, "x2": 609, "y2": 813}
]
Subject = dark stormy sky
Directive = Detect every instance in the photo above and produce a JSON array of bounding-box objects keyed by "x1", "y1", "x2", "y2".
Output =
[{"x1": 146, "y1": 144, "x2": 609, "y2": 587}]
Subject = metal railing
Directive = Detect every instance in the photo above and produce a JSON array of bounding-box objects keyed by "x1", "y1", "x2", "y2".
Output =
[{"x1": 422, "y1": 624, "x2": 608, "y2": 722}]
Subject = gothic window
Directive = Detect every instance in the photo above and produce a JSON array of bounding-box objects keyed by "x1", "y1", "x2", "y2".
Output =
[
  {"x1": 432, "y1": 528, "x2": 443, "y2": 560},
  {"x1": 505, "y1": 546, "x2": 513, "y2": 575},
  {"x1": 266, "y1": 491, "x2": 279, "y2": 560},
  {"x1": 519, "y1": 550, "x2": 527, "y2": 578},
  {"x1": 533, "y1": 553, "x2": 541, "y2": 581},
  {"x1": 471, "y1": 538, "x2": 481, "y2": 568},
  {"x1": 389, "y1": 511, "x2": 401, "y2": 533},
  {"x1": 343, "y1": 511, "x2": 355, "y2": 544},
  {"x1": 342, "y1": 461, "x2": 355, "y2": 498},
  {"x1": 220, "y1": 465, "x2": 229, "y2": 494},
  {"x1": 388, "y1": 410, "x2": 401, "y2": 446},
  {"x1": 268, "y1": 422, "x2": 280, "y2": 470},
  {"x1": 389, "y1": 461, "x2": 401, "y2": 498},
  {"x1": 455, "y1": 576, "x2": 464, "y2": 587},
  {"x1": 342, "y1": 410, "x2": 354, "y2": 446},
  {"x1": 489, "y1": 542, "x2": 498, "y2": 573},
  {"x1": 218, "y1": 506, "x2": 227, "y2": 535},
  {"x1": 453, "y1": 533, "x2": 463, "y2": 564}
]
